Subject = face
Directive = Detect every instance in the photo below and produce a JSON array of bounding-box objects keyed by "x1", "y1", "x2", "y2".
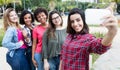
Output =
[
  {"x1": 70, "y1": 13, "x2": 84, "y2": 33},
  {"x1": 52, "y1": 13, "x2": 62, "y2": 27},
  {"x1": 24, "y1": 14, "x2": 32, "y2": 26},
  {"x1": 9, "y1": 11, "x2": 18, "y2": 23},
  {"x1": 36, "y1": 12, "x2": 47, "y2": 24}
]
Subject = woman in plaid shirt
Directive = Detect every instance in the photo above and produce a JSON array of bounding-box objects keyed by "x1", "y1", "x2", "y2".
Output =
[
  {"x1": 19, "y1": 10, "x2": 35, "y2": 70},
  {"x1": 59, "y1": 8, "x2": 118, "y2": 70}
]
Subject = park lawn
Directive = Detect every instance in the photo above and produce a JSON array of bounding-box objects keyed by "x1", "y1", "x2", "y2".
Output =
[
  {"x1": 90, "y1": 32, "x2": 104, "y2": 63},
  {"x1": 0, "y1": 28, "x2": 4, "y2": 46}
]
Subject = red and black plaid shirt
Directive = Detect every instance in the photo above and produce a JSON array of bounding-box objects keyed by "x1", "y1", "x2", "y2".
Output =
[{"x1": 61, "y1": 34, "x2": 110, "y2": 70}]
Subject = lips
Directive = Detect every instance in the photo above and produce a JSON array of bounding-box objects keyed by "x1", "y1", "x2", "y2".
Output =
[{"x1": 73, "y1": 24, "x2": 82, "y2": 32}]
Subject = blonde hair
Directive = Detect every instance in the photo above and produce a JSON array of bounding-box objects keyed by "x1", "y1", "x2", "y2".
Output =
[{"x1": 3, "y1": 8, "x2": 21, "y2": 31}]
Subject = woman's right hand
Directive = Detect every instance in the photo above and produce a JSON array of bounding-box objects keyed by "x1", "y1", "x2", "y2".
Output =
[
  {"x1": 44, "y1": 60, "x2": 50, "y2": 70},
  {"x1": 19, "y1": 40, "x2": 24, "y2": 46},
  {"x1": 32, "y1": 58, "x2": 38, "y2": 68},
  {"x1": 22, "y1": 29, "x2": 28, "y2": 38}
]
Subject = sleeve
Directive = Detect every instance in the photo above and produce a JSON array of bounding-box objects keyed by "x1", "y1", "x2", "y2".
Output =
[
  {"x1": 23, "y1": 28, "x2": 32, "y2": 46},
  {"x1": 42, "y1": 31, "x2": 48, "y2": 59},
  {"x1": 60, "y1": 45, "x2": 64, "y2": 60},
  {"x1": 60, "y1": 34, "x2": 69, "y2": 60},
  {"x1": 89, "y1": 34, "x2": 110, "y2": 54},
  {"x1": 32, "y1": 27, "x2": 37, "y2": 39},
  {"x1": 2, "y1": 27, "x2": 22, "y2": 50}
]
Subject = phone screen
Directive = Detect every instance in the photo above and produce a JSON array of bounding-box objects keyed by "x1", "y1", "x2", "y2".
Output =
[{"x1": 85, "y1": 9, "x2": 111, "y2": 24}]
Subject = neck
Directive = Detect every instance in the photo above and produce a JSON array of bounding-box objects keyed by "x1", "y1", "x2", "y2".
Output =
[
  {"x1": 26, "y1": 24, "x2": 33, "y2": 30},
  {"x1": 56, "y1": 26, "x2": 64, "y2": 30},
  {"x1": 11, "y1": 22, "x2": 17, "y2": 27},
  {"x1": 41, "y1": 22, "x2": 48, "y2": 28},
  {"x1": 11, "y1": 22, "x2": 19, "y2": 29}
]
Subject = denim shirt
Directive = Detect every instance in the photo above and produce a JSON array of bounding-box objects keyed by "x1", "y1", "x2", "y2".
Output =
[{"x1": 2, "y1": 26, "x2": 22, "y2": 57}]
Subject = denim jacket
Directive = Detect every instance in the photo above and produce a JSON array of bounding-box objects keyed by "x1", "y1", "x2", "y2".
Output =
[{"x1": 2, "y1": 26, "x2": 22, "y2": 57}]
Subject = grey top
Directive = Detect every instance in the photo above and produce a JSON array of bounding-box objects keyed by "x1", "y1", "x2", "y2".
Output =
[{"x1": 42, "y1": 28, "x2": 67, "y2": 59}]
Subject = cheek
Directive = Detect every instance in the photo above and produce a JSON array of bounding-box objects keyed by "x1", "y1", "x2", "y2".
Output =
[
  {"x1": 9, "y1": 17, "x2": 13, "y2": 20},
  {"x1": 43, "y1": 16, "x2": 47, "y2": 21}
]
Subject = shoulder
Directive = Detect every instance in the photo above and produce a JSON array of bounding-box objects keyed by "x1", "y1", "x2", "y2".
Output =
[
  {"x1": 33, "y1": 25, "x2": 39, "y2": 30},
  {"x1": 66, "y1": 34, "x2": 72, "y2": 39},
  {"x1": 84, "y1": 34, "x2": 94, "y2": 37},
  {"x1": 7, "y1": 26, "x2": 16, "y2": 32},
  {"x1": 82, "y1": 33, "x2": 96, "y2": 40}
]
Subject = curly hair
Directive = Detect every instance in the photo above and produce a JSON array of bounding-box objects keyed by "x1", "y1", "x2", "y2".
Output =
[
  {"x1": 19, "y1": 10, "x2": 34, "y2": 25},
  {"x1": 34, "y1": 7, "x2": 48, "y2": 22}
]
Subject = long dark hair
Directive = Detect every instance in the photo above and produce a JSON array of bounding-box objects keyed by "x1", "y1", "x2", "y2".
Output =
[
  {"x1": 19, "y1": 10, "x2": 34, "y2": 25},
  {"x1": 47, "y1": 10, "x2": 63, "y2": 38},
  {"x1": 67, "y1": 8, "x2": 89, "y2": 35}
]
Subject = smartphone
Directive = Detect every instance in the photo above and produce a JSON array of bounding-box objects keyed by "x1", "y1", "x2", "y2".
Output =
[{"x1": 85, "y1": 9, "x2": 111, "y2": 24}]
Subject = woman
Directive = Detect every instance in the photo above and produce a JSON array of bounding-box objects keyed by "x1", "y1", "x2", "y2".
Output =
[
  {"x1": 2, "y1": 8, "x2": 30, "y2": 70},
  {"x1": 59, "y1": 8, "x2": 118, "y2": 70},
  {"x1": 42, "y1": 10, "x2": 67, "y2": 70},
  {"x1": 19, "y1": 10, "x2": 35, "y2": 70},
  {"x1": 32, "y1": 7, "x2": 48, "y2": 70}
]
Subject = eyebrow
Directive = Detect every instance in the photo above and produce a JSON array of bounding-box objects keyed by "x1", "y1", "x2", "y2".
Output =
[{"x1": 70, "y1": 17, "x2": 81, "y2": 21}]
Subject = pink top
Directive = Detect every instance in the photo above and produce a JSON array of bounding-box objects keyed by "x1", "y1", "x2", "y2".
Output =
[
  {"x1": 33, "y1": 25, "x2": 47, "y2": 53},
  {"x1": 17, "y1": 29, "x2": 27, "y2": 49}
]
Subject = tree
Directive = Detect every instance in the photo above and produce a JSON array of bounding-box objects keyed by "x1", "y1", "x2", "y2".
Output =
[{"x1": 0, "y1": 0, "x2": 13, "y2": 13}]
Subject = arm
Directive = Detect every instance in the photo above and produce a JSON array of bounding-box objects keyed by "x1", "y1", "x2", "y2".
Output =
[
  {"x1": 89, "y1": 15, "x2": 118, "y2": 54},
  {"x1": 22, "y1": 29, "x2": 31, "y2": 45},
  {"x1": 32, "y1": 28, "x2": 38, "y2": 68},
  {"x1": 2, "y1": 27, "x2": 23, "y2": 50},
  {"x1": 59, "y1": 60, "x2": 62, "y2": 70},
  {"x1": 32, "y1": 38, "x2": 38, "y2": 68},
  {"x1": 101, "y1": 14, "x2": 118, "y2": 46},
  {"x1": 44, "y1": 59, "x2": 49, "y2": 70},
  {"x1": 42, "y1": 31, "x2": 49, "y2": 70}
]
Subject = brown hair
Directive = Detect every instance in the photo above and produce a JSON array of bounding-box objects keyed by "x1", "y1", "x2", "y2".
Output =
[{"x1": 47, "y1": 10, "x2": 63, "y2": 38}]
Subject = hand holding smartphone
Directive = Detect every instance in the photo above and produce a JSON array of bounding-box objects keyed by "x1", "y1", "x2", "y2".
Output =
[{"x1": 85, "y1": 9, "x2": 111, "y2": 24}]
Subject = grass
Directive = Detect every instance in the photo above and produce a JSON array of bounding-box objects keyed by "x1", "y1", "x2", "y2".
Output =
[
  {"x1": 0, "y1": 28, "x2": 4, "y2": 46},
  {"x1": 89, "y1": 32, "x2": 105, "y2": 70}
]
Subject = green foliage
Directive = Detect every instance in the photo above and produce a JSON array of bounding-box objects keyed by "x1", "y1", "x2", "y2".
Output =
[
  {"x1": 0, "y1": 0, "x2": 13, "y2": 5},
  {"x1": 21, "y1": 0, "x2": 49, "y2": 10},
  {"x1": 95, "y1": 3, "x2": 109, "y2": 9},
  {"x1": 92, "y1": 32, "x2": 104, "y2": 38},
  {"x1": 91, "y1": 53, "x2": 100, "y2": 64},
  {"x1": 0, "y1": 28, "x2": 4, "y2": 46}
]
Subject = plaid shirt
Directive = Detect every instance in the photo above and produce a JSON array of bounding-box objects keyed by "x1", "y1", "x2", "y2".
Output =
[
  {"x1": 61, "y1": 34, "x2": 110, "y2": 70},
  {"x1": 23, "y1": 24, "x2": 35, "y2": 47}
]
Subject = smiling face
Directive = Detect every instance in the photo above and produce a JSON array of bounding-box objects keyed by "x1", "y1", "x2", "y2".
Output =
[
  {"x1": 24, "y1": 13, "x2": 32, "y2": 26},
  {"x1": 9, "y1": 11, "x2": 18, "y2": 23},
  {"x1": 37, "y1": 12, "x2": 47, "y2": 24},
  {"x1": 70, "y1": 13, "x2": 84, "y2": 33},
  {"x1": 52, "y1": 13, "x2": 62, "y2": 27}
]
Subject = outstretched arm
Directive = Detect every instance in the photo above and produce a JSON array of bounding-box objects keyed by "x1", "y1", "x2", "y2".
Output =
[{"x1": 101, "y1": 14, "x2": 118, "y2": 46}]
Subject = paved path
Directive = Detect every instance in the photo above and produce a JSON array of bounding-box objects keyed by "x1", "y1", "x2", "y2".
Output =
[{"x1": 0, "y1": 47, "x2": 11, "y2": 70}]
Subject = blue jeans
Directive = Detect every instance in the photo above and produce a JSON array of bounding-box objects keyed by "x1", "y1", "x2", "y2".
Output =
[
  {"x1": 48, "y1": 55, "x2": 60, "y2": 70},
  {"x1": 26, "y1": 48, "x2": 36, "y2": 70},
  {"x1": 6, "y1": 48, "x2": 30, "y2": 70},
  {"x1": 34, "y1": 53, "x2": 44, "y2": 70}
]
